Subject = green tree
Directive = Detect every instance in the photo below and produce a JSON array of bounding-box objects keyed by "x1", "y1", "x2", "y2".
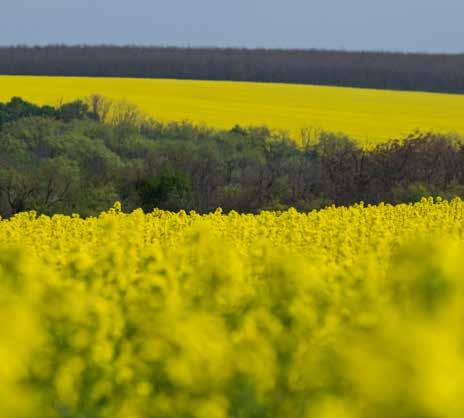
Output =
[{"x1": 136, "y1": 169, "x2": 192, "y2": 211}]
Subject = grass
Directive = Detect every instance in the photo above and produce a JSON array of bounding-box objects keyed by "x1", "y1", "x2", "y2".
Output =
[{"x1": 1, "y1": 75, "x2": 464, "y2": 144}]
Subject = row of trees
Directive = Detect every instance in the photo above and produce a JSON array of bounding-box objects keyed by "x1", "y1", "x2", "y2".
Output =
[
  {"x1": 1, "y1": 45, "x2": 464, "y2": 93},
  {"x1": 0, "y1": 96, "x2": 95, "y2": 128},
  {"x1": 1, "y1": 97, "x2": 464, "y2": 217}
]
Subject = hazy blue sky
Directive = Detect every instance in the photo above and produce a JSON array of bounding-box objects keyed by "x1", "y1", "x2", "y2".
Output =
[{"x1": 2, "y1": 0, "x2": 464, "y2": 53}]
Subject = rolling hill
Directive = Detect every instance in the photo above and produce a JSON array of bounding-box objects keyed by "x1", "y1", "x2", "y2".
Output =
[{"x1": 1, "y1": 75, "x2": 464, "y2": 144}]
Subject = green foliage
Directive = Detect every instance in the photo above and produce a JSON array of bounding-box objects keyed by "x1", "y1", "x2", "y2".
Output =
[
  {"x1": 2, "y1": 96, "x2": 464, "y2": 218},
  {"x1": 0, "y1": 96, "x2": 55, "y2": 128},
  {"x1": 56, "y1": 99, "x2": 93, "y2": 122},
  {"x1": 0, "y1": 97, "x2": 95, "y2": 130},
  {"x1": 136, "y1": 169, "x2": 192, "y2": 211}
]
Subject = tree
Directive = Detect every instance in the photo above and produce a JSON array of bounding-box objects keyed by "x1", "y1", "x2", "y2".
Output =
[{"x1": 136, "y1": 169, "x2": 192, "y2": 212}]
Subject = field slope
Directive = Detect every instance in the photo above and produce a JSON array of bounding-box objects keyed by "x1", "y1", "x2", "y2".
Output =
[{"x1": 1, "y1": 75, "x2": 464, "y2": 144}]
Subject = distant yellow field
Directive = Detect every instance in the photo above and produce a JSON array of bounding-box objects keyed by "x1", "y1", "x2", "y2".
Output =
[{"x1": 1, "y1": 75, "x2": 464, "y2": 144}]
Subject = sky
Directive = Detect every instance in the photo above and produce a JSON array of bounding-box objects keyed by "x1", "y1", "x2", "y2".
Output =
[{"x1": 2, "y1": 0, "x2": 464, "y2": 53}]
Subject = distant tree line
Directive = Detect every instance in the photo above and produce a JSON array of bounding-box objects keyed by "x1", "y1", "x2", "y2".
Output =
[
  {"x1": 1, "y1": 45, "x2": 464, "y2": 93},
  {"x1": 1, "y1": 96, "x2": 464, "y2": 218}
]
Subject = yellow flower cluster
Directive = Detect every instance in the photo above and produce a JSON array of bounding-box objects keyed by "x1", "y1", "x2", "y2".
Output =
[{"x1": 1, "y1": 198, "x2": 464, "y2": 417}]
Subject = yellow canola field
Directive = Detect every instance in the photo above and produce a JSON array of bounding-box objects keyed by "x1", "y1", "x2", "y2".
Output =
[
  {"x1": 2, "y1": 199, "x2": 464, "y2": 417},
  {"x1": 1, "y1": 75, "x2": 464, "y2": 144}
]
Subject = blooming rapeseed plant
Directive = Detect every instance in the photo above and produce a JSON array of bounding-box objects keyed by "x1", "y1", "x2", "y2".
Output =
[
  {"x1": 2, "y1": 75, "x2": 464, "y2": 144},
  {"x1": 1, "y1": 198, "x2": 464, "y2": 416}
]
